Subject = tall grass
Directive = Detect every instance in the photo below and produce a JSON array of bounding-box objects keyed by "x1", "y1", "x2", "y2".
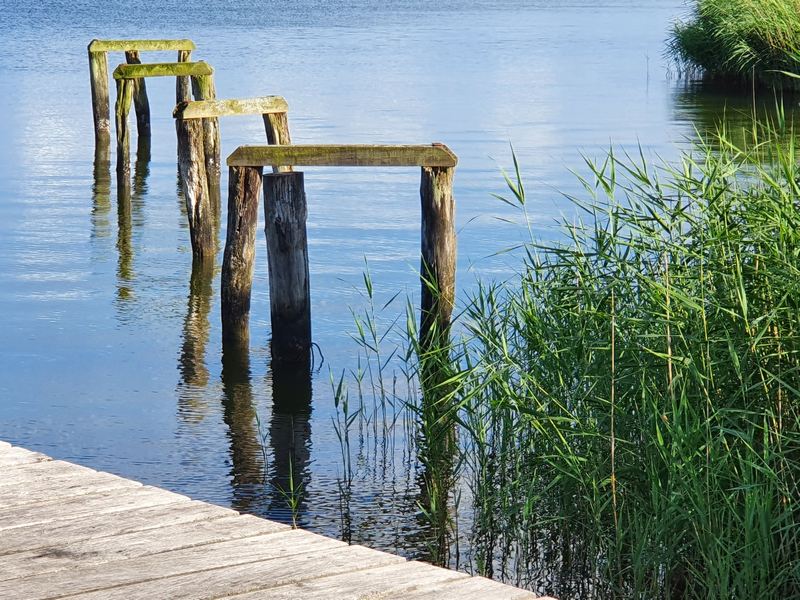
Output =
[
  {"x1": 668, "y1": 0, "x2": 800, "y2": 86},
  {"x1": 448, "y1": 122, "x2": 800, "y2": 597},
  {"x1": 333, "y1": 121, "x2": 800, "y2": 597}
]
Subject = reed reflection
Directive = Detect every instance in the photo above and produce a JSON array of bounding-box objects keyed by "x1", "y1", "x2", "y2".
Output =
[
  {"x1": 220, "y1": 337, "x2": 266, "y2": 513},
  {"x1": 267, "y1": 348, "x2": 312, "y2": 527},
  {"x1": 671, "y1": 81, "x2": 800, "y2": 146}
]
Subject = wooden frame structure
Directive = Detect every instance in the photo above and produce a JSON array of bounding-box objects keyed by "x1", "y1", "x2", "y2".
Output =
[
  {"x1": 220, "y1": 144, "x2": 457, "y2": 358},
  {"x1": 172, "y1": 96, "x2": 293, "y2": 260},
  {"x1": 88, "y1": 39, "x2": 196, "y2": 142},
  {"x1": 113, "y1": 61, "x2": 220, "y2": 199}
]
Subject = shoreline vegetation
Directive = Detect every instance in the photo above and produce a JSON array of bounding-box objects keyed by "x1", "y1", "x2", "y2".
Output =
[
  {"x1": 668, "y1": 0, "x2": 800, "y2": 87},
  {"x1": 336, "y1": 118, "x2": 800, "y2": 597}
]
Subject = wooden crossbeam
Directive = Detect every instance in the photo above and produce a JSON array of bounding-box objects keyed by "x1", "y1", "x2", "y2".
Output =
[
  {"x1": 226, "y1": 144, "x2": 458, "y2": 168},
  {"x1": 174, "y1": 96, "x2": 288, "y2": 119},
  {"x1": 113, "y1": 61, "x2": 213, "y2": 80},
  {"x1": 89, "y1": 39, "x2": 196, "y2": 52}
]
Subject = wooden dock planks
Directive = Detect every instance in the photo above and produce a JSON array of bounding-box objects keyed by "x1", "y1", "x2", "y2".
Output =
[{"x1": 0, "y1": 442, "x2": 543, "y2": 599}]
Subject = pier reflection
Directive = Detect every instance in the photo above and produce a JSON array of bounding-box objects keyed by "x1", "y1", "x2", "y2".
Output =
[
  {"x1": 91, "y1": 143, "x2": 111, "y2": 240},
  {"x1": 220, "y1": 338, "x2": 265, "y2": 513},
  {"x1": 266, "y1": 348, "x2": 313, "y2": 527},
  {"x1": 174, "y1": 256, "x2": 218, "y2": 431},
  {"x1": 115, "y1": 136, "x2": 151, "y2": 306},
  {"x1": 116, "y1": 172, "x2": 133, "y2": 303}
]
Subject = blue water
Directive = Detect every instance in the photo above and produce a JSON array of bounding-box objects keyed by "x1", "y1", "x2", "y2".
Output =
[{"x1": 1, "y1": 0, "x2": 794, "y2": 591}]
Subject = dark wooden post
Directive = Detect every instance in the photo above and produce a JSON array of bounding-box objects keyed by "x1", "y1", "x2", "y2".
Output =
[
  {"x1": 176, "y1": 111, "x2": 213, "y2": 260},
  {"x1": 262, "y1": 112, "x2": 293, "y2": 174},
  {"x1": 88, "y1": 48, "x2": 110, "y2": 143},
  {"x1": 263, "y1": 172, "x2": 311, "y2": 358},
  {"x1": 114, "y1": 78, "x2": 134, "y2": 191},
  {"x1": 221, "y1": 165, "x2": 263, "y2": 343},
  {"x1": 176, "y1": 50, "x2": 192, "y2": 103},
  {"x1": 124, "y1": 50, "x2": 151, "y2": 138},
  {"x1": 419, "y1": 165, "x2": 456, "y2": 348}
]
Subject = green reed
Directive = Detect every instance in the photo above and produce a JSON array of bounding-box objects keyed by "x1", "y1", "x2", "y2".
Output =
[
  {"x1": 668, "y1": 0, "x2": 800, "y2": 86},
  {"x1": 333, "y1": 119, "x2": 800, "y2": 597},
  {"x1": 446, "y1": 121, "x2": 800, "y2": 597}
]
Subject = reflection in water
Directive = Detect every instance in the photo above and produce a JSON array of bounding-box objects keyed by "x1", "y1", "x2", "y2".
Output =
[
  {"x1": 133, "y1": 136, "x2": 151, "y2": 200},
  {"x1": 220, "y1": 338, "x2": 265, "y2": 512},
  {"x1": 176, "y1": 168, "x2": 188, "y2": 218},
  {"x1": 267, "y1": 349, "x2": 313, "y2": 527},
  {"x1": 91, "y1": 143, "x2": 111, "y2": 240},
  {"x1": 177, "y1": 259, "x2": 214, "y2": 422},
  {"x1": 116, "y1": 169, "x2": 133, "y2": 303},
  {"x1": 115, "y1": 137, "x2": 152, "y2": 306},
  {"x1": 672, "y1": 81, "x2": 800, "y2": 146}
]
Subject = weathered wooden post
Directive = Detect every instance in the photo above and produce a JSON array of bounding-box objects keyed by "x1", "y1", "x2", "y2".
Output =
[
  {"x1": 124, "y1": 51, "x2": 151, "y2": 138},
  {"x1": 221, "y1": 165, "x2": 263, "y2": 343},
  {"x1": 418, "y1": 157, "x2": 457, "y2": 475},
  {"x1": 88, "y1": 45, "x2": 110, "y2": 143},
  {"x1": 191, "y1": 74, "x2": 221, "y2": 184},
  {"x1": 176, "y1": 49, "x2": 192, "y2": 103},
  {"x1": 113, "y1": 61, "x2": 218, "y2": 258},
  {"x1": 263, "y1": 113, "x2": 293, "y2": 174},
  {"x1": 223, "y1": 143, "x2": 456, "y2": 357},
  {"x1": 419, "y1": 160, "x2": 456, "y2": 348},
  {"x1": 175, "y1": 109, "x2": 213, "y2": 260},
  {"x1": 90, "y1": 39, "x2": 196, "y2": 143},
  {"x1": 114, "y1": 77, "x2": 134, "y2": 192},
  {"x1": 263, "y1": 172, "x2": 311, "y2": 358}
]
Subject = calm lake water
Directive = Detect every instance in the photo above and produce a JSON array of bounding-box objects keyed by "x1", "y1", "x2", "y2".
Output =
[{"x1": 2, "y1": 0, "x2": 798, "y2": 593}]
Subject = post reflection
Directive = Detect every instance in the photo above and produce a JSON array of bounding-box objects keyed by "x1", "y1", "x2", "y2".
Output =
[
  {"x1": 132, "y1": 135, "x2": 151, "y2": 200},
  {"x1": 115, "y1": 167, "x2": 133, "y2": 304},
  {"x1": 176, "y1": 259, "x2": 214, "y2": 425},
  {"x1": 220, "y1": 337, "x2": 266, "y2": 512},
  {"x1": 267, "y1": 348, "x2": 313, "y2": 527},
  {"x1": 91, "y1": 143, "x2": 111, "y2": 240},
  {"x1": 115, "y1": 135, "x2": 152, "y2": 306}
]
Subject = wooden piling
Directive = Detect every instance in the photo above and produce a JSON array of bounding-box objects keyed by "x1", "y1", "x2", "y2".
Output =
[
  {"x1": 88, "y1": 48, "x2": 110, "y2": 143},
  {"x1": 190, "y1": 74, "x2": 221, "y2": 215},
  {"x1": 419, "y1": 165, "x2": 456, "y2": 347},
  {"x1": 263, "y1": 172, "x2": 311, "y2": 357},
  {"x1": 175, "y1": 112, "x2": 213, "y2": 260},
  {"x1": 90, "y1": 39, "x2": 196, "y2": 143},
  {"x1": 191, "y1": 74, "x2": 221, "y2": 182},
  {"x1": 262, "y1": 113, "x2": 293, "y2": 174},
  {"x1": 176, "y1": 49, "x2": 192, "y2": 103},
  {"x1": 124, "y1": 50, "x2": 151, "y2": 138},
  {"x1": 221, "y1": 166, "x2": 263, "y2": 343},
  {"x1": 114, "y1": 77, "x2": 134, "y2": 188}
]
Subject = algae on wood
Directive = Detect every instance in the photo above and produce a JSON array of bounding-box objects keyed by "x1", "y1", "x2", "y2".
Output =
[
  {"x1": 89, "y1": 39, "x2": 196, "y2": 52},
  {"x1": 175, "y1": 96, "x2": 289, "y2": 119},
  {"x1": 113, "y1": 62, "x2": 212, "y2": 80},
  {"x1": 227, "y1": 144, "x2": 458, "y2": 168}
]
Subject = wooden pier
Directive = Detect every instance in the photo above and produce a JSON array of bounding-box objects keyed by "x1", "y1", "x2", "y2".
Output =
[{"x1": 0, "y1": 441, "x2": 542, "y2": 599}]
